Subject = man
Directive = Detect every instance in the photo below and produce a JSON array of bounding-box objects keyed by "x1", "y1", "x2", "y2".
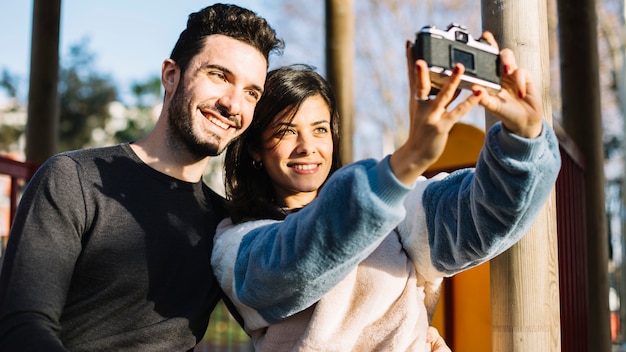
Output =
[{"x1": 0, "y1": 4, "x2": 283, "y2": 351}]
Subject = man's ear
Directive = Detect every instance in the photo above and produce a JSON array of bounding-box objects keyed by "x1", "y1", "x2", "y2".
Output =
[{"x1": 162, "y1": 59, "x2": 180, "y2": 94}]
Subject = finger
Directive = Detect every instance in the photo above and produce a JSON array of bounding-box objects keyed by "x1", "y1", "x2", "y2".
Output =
[
  {"x1": 500, "y1": 66, "x2": 532, "y2": 100},
  {"x1": 446, "y1": 88, "x2": 483, "y2": 122},
  {"x1": 512, "y1": 68, "x2": 530, "y2": 99},
  {"x1": 523, "y1": 69, "x2": 537, "y2": 99},
  {"x1": 480, "y1": 31, "x2": 499, "y2": 50},
  {"x1": 426, "y1": 327, "x2": 452, "y2": 352},
  {"x1": 405, "y1": 40, "x2": 416, "y2": 89},
  {"x1": 499, "y1": 48, "x2": 517, "y2": 76},
  {"x1": 415, "y1": 59, "x2": 432, "y2": 101},
  {"x1": 432, "y1": 63, "x2": 464, "y2": 106},
  {"x1": 476, "y1": 86, "x2": 502, "y2": 114},
  {"x1": 442, "y1": 89, "x2": 462, "y2": 109}
]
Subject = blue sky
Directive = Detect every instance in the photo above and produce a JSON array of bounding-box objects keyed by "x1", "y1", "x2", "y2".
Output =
[
  {"x1": 0, "y1": 1, "x2": 323, "y2": 103},
  {"x1": 0, "y1": 1, "x2": 485, "y2": 159}
]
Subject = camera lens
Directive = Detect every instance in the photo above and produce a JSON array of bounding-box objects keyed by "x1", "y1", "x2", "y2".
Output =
[{"x1": 455, "y1": 31, "x2": 469, "y2": 43}]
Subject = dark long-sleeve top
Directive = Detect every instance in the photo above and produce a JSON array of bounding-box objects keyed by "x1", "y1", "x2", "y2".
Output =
[{"x1": 0, "y1": 143, "x2": 227, "y2": 351}]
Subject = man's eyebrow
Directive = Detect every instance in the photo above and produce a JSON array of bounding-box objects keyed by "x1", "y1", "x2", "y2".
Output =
[
  {"x1": 205, "y1": 64, "x2": 231, "y2": 75},
  {"x1": 205, "y1": 64, "x2": 264, "y2": 94}
]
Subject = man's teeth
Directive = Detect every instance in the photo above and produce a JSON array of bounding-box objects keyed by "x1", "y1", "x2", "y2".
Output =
[
  {"x1": 210, "y1": 117, "x2": 230, "y2": 130},
  {"x1": 293, "y1": 164, "x2": 317, "y2": 170}
]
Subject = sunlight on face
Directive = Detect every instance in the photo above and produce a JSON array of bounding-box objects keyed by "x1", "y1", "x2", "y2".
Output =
[
  {"x1": 260, "y1": 95, "x2": 334, "y2": 209},
  {"x1": 168, "y1": 34, "x2": 267, "y2": 158}
]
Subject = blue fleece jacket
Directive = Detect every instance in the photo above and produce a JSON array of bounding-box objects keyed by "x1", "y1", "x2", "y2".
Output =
[{"x1": 212, "y1": 120, "x2": 561, "y2": 349}]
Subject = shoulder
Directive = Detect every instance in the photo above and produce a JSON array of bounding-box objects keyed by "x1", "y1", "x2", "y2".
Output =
[
  {"x1": 213, "y1": 218, "x2": 282, "y2": 263},
  {"x1": 215, "y1": 218, "x2": 280, "y2": 242},
  {"x1": 57, "y1": 144, "x2": 127, "y2": 162},
  {"x1": 37, "y1": 145, "x2": 126, "y2": 173}
]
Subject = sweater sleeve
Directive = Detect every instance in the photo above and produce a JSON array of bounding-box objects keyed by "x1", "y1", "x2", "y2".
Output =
[
  {"x1": 212, "y1": 156, "x2": 413, "y2": 329},
  {"x1": 399, "y1": 120, "x2": 561, "y2": 280},
  {"x1": 0, "y1": 156, "x2": 85, "y2": 351}
]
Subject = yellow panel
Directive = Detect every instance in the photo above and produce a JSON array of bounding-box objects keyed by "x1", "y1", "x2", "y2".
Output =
[
  {"x1": 428, "y1": 123, "x2": 485, "y2": 171},
  {"x1": 452, "y1": 262, "x2": 491, "y2": 352},
  {"x1": 426, "y1": 122, "x2": 490, "y2": 351},
  {"x1": 431, "y1": 281, "x2": 446, "y2": 340}
]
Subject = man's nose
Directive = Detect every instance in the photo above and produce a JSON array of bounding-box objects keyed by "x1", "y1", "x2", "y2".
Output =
[{"x1": 217, "y1": 87, "x2": 242, "y2": 117}]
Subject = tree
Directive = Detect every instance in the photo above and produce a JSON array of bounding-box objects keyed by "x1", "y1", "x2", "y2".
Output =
[
  {"x1": 0, "y1": 69, "x2": 19, "y2": 106},
  {"x1": 112, "y1": 76, "x2": 161, "y2": 144},
  {"x1": 57, "y1": 38, "x2": 117, "y2": 152},
  {"x1": 0, "y1": 69, "x2": 24, "y2": 153}
]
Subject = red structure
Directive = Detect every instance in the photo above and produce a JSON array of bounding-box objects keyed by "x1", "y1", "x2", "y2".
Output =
[
  {"x1": 555, "y1": 124, "x2": 589, "y2": 351},
  {"x1": 0, "y1": 155, "x2": 37, "y2": 229}
]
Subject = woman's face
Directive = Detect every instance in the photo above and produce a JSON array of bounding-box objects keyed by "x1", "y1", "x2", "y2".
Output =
[{"x1": 259, "y1": 95, "x2": 334, "y2": 209}]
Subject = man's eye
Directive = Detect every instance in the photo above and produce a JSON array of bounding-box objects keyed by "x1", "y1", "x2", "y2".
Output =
[
  {"x1": 246, "y1": 90, "x2": 261, "y2": 102},
  {"x1": 209, "y1": 71, "x2": 226, "y2": 81}
]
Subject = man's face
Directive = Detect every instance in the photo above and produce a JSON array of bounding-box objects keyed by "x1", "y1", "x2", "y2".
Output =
[{"x1": 167, "y1": 34, "x2": 267, "y2": 158}]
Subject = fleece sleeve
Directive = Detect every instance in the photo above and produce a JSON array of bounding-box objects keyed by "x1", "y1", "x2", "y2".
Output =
[
  {"x1": 0, "y1": 156, "x2": 85, "y2": 351},
  {"x1": 399, "y1": 120, "x2": 561, "y2": 280},
  {"x1": 212, "y1": 156, "x2": 413, "y2": 329}
]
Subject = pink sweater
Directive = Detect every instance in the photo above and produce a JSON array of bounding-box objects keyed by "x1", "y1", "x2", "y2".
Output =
[{"x1": 250, "y1": 232, "x2": 436, "y2": 351}]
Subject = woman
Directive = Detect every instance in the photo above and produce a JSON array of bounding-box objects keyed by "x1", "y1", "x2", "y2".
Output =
[{"x1": 212, "y1": 36, "x2": 561, "y2": 351}]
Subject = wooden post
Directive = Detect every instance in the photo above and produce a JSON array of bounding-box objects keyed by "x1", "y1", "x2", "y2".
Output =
[
  {"x1": 481, "y1": 1, "x2": 561, "y2": 350},
  {"x1": 26, "y1": 0, "x2": 61, "y2": 164},
  {"x1": 325, "y1": 0, "x2": 354, "y2": 164},
  {"x1": 557, "y1": 0, "x2": 611, "y2": 349}
]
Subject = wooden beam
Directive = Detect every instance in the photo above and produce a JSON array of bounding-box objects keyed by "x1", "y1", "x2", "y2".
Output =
[
  {"x1": 482, "y1": 0, "x2": 562, "y2": 350},
  {"x1": 325, "y1": 0, "x2": 354, "y2": 164},
  {"x1": 26, "y1": 0, "x2": 61, "y2": 164}
]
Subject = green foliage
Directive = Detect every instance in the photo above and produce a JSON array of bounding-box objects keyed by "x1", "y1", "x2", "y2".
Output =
[
  {"x1": 131, "y1": 76, "x2": 161, "y2": 109},
  {"x1": 58, "y1": 38, "x2": 118, "y2": 152},
  {"x1": 0, "y1": 69, "x2": 18, "y2": 99},
  {"x1": 196, "y1": 301, "x2": 250, "y2": 350},
  {"x1": 113, "y1": 109, "x2": 156, "y2": 143},
  {"x1": 0, "y1": 125, "x2": 24, "y2": 151},
  {"x1": 113, "y1": 76, "x2": 161, "y2": 143},
  {"x1": 1, "y1": 38, "x2": 162, "y2": 154}
]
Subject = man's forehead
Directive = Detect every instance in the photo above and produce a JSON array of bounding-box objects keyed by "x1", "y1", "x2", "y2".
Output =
[{"x1": 197, "y1": 35, "x2": 267, "y2": 84}]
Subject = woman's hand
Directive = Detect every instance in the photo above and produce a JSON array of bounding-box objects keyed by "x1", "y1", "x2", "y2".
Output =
[
  {"x1": 474, "y1": 31, "x2": 544, "y2": 139},
  {"x1": 426, "y1": 326, "x2": 452, "y2": 352},
  {"x1": 389, "y1": 40, "x2": 483, "y2": 186}
]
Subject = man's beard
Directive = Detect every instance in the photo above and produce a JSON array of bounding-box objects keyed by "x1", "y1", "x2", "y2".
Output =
[{"x1": 167, "y1": 84, "x2": 223, "y2": 159}]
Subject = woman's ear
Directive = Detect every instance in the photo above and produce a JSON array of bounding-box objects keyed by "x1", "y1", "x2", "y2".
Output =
[
  {"x1": 248, "y1": 145, "x2": 262, "y2": 164},
  {"x1": 250, "y1": 152, "x2": 262, "y2": 164},
  {"x1": 162, "y1": 59, "x2": 180, "y2": 94}
]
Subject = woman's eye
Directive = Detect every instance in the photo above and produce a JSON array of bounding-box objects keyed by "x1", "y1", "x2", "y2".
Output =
[{"x1": 276, "y1": 128, "x2": 295, "y2": 137}]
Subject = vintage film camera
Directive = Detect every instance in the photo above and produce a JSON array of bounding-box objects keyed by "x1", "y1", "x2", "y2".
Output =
[{"x1": 412, "y1": 24, "x2": 501, "y2": 93}]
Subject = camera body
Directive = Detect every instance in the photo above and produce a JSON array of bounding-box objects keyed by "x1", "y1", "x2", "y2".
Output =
[{"x1": 413, "y1": 24, "x2": 501, "y2": 93}]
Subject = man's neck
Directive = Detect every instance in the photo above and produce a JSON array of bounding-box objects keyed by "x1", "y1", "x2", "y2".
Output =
[{"x1": 129, "y1": 137, "x2": 210, "y2": 183}]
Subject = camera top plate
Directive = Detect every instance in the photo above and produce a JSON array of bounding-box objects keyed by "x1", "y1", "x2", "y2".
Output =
[
  {"x1": 420, "y1": 24, "x2": 499, "y2": 55},
  {"x1": 414, "y1": 23, "x2": 502, "y2": 93}
]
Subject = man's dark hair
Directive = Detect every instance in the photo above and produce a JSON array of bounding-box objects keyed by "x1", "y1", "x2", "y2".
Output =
[
  {"x1": 170, "y1": 3, "x2": 284, "y2": 74},
  {"x1": 224, "y1": 65, "x2": 342, "y2": 223}
]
